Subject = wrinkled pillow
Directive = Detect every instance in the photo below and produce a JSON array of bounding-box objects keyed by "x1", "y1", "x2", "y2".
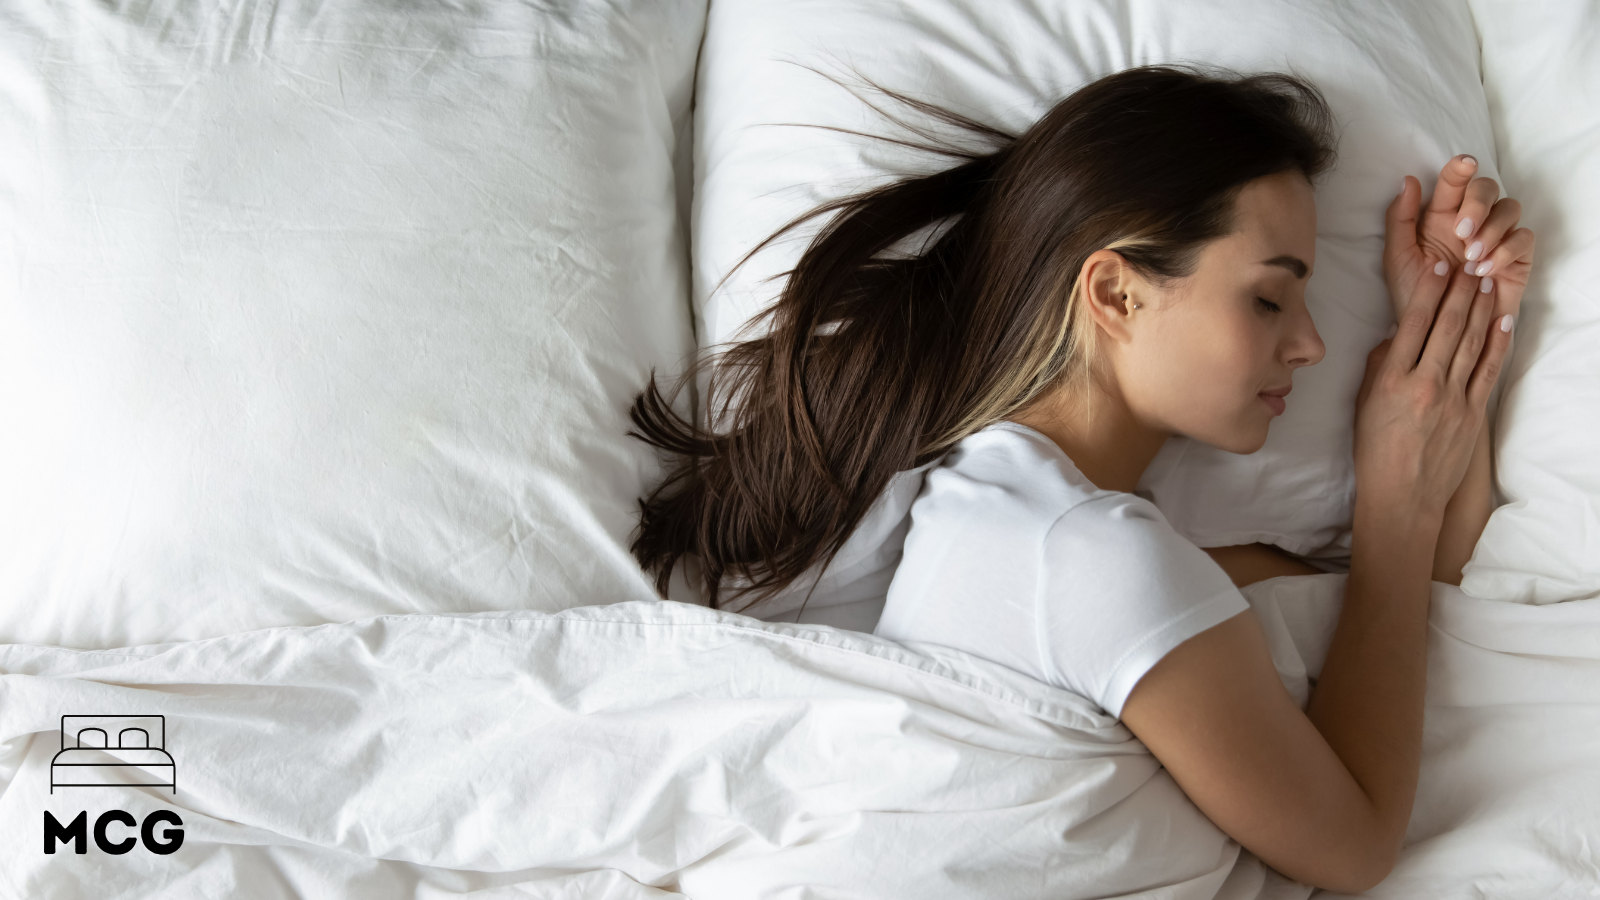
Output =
[{"x1": 0, "y1": 0, "x2": 706, "y2": 647}]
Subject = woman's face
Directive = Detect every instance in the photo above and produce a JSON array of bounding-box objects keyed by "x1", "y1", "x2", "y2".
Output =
[{"x1": 1096, "y1": 170, "x2": 1327, "y2": 454}]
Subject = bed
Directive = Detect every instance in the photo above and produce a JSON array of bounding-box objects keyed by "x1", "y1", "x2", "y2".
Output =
[
  {"x1": 1, "y1": 0, "x2": 1596, "y2": 897},
  {"x1": 50, "y1": 716, "x2": 177, "y2": 795}
]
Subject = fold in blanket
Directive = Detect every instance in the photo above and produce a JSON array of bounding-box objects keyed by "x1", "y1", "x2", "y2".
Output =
[
  {"x1": 5, "y1": 579, "x2": 1599, "y2": 898},
  {"x1": 0, "y1": 594, "x2": 1323, "y2": 899}
]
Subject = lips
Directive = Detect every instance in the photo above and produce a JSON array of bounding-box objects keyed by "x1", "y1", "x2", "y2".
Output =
[{"x1": 1260, "y1": 385, "x2": 1292, "y2": 398}]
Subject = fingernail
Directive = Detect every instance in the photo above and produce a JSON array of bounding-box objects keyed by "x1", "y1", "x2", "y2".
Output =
[
  {"x1": 1466, "y1": 240, "x2": 1484, "y2": 261},
  {"x1": 1399, "y1": 177, "x2": 1408, "y2": 196},
  {"x1": 1387, "y1": 322, "x2": 1398, "y2": 339},
  {"x1": 1459, "y1": 154, "x2": 1477, "y2": 167},
  {"x1": 1476, "y1": 260, "x2": 1494, "y2": 276},
  {"x1": 1456, "y1": 218, "x2": 1474, "y2": 238},
  {"x1": 1480, "y1": 276, "x2": 1493, "y2": 293},
  {"x1": 1500, "y1": 314, "x2": 1513, "y2": 333},
  {"x1": 1464, "y1": 261, "x2": 1477, "y2": 274},
  {"x1": 1434, "y1": 259, "x2": 1449, "y2": 276}
]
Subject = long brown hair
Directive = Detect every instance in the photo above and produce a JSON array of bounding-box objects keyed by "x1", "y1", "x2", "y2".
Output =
[{"x1": 627, "y1": 62, "x2": 1338, "y2": 616}]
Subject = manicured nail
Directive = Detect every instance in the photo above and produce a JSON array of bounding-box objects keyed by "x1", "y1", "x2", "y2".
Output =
[
  {"x1": 1480, "y1": 276, "x2": 1493, "y2": 293},
  {"x1": 1464, "y1": 261, "x2": 1477, "y2": 274},
  {"x1": 1466, "y1": 241, "x2": 1484, "y2": 261},
  {"x1": 1434, "y1": 259, "x2": 1449, "y2": 276},
  {"x1": 1500, "y1": 314, "x2": 1513, "y2": 333},
  {"x1": 1476, "y1": 260, "x2": 1494, "y2": 276},
  {"x1": 1459, "y1": 154, "x2": 1477, "y2": 168},
  {"x1": 1456, "y1": 218, "x2": 1474, "y2": 238}
]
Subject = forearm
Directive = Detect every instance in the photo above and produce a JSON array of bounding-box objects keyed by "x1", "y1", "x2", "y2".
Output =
[
  {"x1": 1203, "y1": 542, "x2": 1325, "y2": 588},
  {"x1": 1306, "y1": 500, "x2": 1440, "y2": 879}
]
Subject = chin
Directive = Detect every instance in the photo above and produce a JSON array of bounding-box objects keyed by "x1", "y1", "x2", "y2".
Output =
[
  {"x1": 1225, "y1": 423, "x2": 1272, "y2": 455},
  {"x1": 1190, "y1": 430, "x2": 1266, "y2": 456},
  {"x1": 1183, "y1": 412, "x2": 1272, "y2": 455}
]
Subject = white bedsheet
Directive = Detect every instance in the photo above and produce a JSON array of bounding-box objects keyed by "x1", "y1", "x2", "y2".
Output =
[{"x1": 4, "y1": 575, "x2": 1597, "y2": 898}]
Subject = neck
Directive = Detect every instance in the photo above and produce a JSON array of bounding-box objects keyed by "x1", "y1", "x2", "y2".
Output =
[{"x1": 1008, "y1": 388, "x2": 1169, "y2": 494}]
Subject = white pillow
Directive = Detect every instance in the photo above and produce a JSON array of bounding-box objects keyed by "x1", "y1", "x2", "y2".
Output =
[
  {"x1": 692, "y1": 0, "x2": 1494, "y2": 579},
  {"x1": 0, "y1": 0, "x2": 706, "y2": 647},
  {"x1": 1460, "y1": 0, "x2": 1600, "y2": 604}
]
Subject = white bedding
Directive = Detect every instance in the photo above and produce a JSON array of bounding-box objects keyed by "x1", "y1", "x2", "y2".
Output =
[
  {"x1": 1459, "y1": 0, "x2": 1600, "y2": 606},
  {"x1": 2, "y1": 576, "x2": 1597, "y2": 898},
  {"x1": 3, "y1": 0, "x2": 1600, "y2": 895},
  {"x1": 0, "y1": 0, "x2": 707, "y2": 648}
]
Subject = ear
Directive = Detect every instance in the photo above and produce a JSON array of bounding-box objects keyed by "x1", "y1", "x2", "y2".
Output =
[{"x1": 1078, "y1": 249, "x2": 1138, "y2": 343}]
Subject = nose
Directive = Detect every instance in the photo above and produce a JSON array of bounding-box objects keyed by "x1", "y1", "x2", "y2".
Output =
[{"x1": 1288, "y1": 312, "x2": 1325, "y2": 368}]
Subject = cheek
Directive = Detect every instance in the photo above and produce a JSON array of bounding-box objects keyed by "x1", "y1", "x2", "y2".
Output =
[
  {"x1": 1196, "y1": 320, "x2": 1267, "y2": 407},
  {"x1": 1135, "y1": 313, "x2": 1261, "y2": 412},
  {"x1": 1184, "y1": 317, "x2": 1258, "y2": 383}
]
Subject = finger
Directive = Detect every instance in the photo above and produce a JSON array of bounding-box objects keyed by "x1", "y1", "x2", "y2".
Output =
[
  {"x1": 1460, "y1": 195, "x2": 1522, "y2": 271},
  {"x1": 1420, "y1": 265, "x2": 1484, "y2": 378},
  {"x1": 1449, "y1": 271, "x2": 1496, "y2": 389},
  {"x1": 1468, "y1": 309, "x2": 1515, "y2": 413},
  {"x1": 1392, "y1": 254, "x2": 1453, "y2": 371},
  {"x1": 1427, "y1": 154, "x2": 1478, "y2": 235},
  {"x1": 1386, "y1": 175, "x2": 1422, "y2": 264},
  {"x1": 1453, "y1": 174, "x2": 1503, "y2": 245},
  {"x1": 1466, "y1": 220, "x2": 1535, "y2": 280}
]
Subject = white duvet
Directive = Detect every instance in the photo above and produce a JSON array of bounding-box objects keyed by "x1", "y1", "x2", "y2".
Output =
[{"x1": 4, "y1": 575, "x2": 1598, "y2": 898}]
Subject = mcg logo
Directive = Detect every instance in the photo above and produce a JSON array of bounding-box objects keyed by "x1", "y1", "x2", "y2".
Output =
[{"x1": 43, "y1": 714, "x2": 185, "y2": 855}]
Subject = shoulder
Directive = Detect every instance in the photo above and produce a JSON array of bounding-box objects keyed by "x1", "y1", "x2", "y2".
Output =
[
  {"x1": 917, "y1": 422, "x2": 1093, "y2": 525},
  {"x1": 1038, "y1": 494, "x2": 1244, "y2": 628},
  {"x1": 1035, "y1": 490, "x2": 1250, "y2": 704},
  {"x1": 1041, "y1": 489, "x2": 1186, "y2": 559}
]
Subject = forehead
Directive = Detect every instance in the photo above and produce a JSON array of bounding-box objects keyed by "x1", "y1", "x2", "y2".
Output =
[
  {"x1": 1213, "y1": 174, "x2": 1317, "y2": 269},
  {"x1": 1240, "y1": 173, "x2": 1315, "y2": 230}
]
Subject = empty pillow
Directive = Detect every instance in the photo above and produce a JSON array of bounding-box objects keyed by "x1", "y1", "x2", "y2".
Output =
[{"x1": 0, "y1": 0, "x2": 707, "y2": 647}]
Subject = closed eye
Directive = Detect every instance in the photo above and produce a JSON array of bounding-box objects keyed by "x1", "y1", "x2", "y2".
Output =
[{"x1": 1257, "y1": 297, "x2": 1282, "y2": 313}]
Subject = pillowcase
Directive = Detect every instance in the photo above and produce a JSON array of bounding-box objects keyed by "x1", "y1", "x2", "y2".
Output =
[
  {"x1": 1459, "y1": 0, "x2": 1600, "y2": 604},
  {"x1": 692, "y1": 0, "x2": 1494, "y2": 581},
  {"x1": 0, "y1": 0, "x2": 706, "y2": 647}
]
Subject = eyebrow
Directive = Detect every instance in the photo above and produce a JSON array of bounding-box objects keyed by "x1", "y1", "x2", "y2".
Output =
[{"x1": 1261, "y1": 255, "x2": 1311, "y2": 279}]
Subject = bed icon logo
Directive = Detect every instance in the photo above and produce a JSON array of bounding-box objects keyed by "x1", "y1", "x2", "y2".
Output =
[
  {"x1": 50, "y1": 714, "x2": 177, "y2": 794},
  {"x1": 45, "y1": 715, "x2": 184, "y2": 855}
]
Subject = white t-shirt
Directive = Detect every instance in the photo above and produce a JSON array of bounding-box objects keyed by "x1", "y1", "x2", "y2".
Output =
[{"x1": 873, "y1": 421, "x2": 1251, "y2": 719}]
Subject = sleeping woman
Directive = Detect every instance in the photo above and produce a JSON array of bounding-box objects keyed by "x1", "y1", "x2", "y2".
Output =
[{"x1": 626, "y1": 63, "x2": 1533, "y2": 893}]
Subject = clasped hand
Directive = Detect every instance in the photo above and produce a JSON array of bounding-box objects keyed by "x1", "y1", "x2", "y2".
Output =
[{"x1": 1384, "y1": 154, "x2": 1535, "y2": 339}]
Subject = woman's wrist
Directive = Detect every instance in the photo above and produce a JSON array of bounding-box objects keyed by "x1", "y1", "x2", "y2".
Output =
[{"x1": 1430, "y1": 420, "x2": 1495, "y2": 586}]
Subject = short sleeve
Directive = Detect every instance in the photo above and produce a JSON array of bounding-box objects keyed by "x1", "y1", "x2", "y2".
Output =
[{"x1": 1035, "y1": 492, "x2": 1251, "y2": 719}]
